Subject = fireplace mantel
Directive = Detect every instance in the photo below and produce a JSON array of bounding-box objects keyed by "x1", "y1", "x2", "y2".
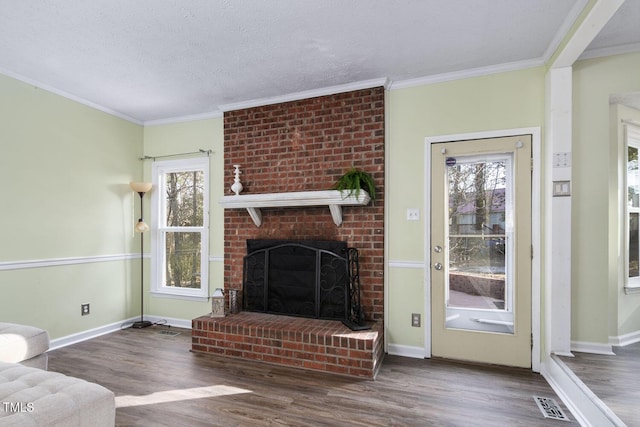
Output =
[{"x1": 219, "y1": 190, "x2": 371, "y2": 227}]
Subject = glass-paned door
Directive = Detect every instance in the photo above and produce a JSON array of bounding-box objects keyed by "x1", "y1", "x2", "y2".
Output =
[{"x1": 431, "y1": 135, "x2": 532, "y2": 368}]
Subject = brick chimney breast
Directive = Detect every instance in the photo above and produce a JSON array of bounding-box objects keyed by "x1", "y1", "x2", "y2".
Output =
[{"x1": 223, "y1": 87, "x2": 385, "y2": 322}]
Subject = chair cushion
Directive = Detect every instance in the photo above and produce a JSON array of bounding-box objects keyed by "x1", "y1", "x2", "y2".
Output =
[
  {"x1": 0, "y1": 323, "x2": 50, "y2": 364},
  {"x1": 0, "y1": 361, "x2": 115, "y2": 426}
]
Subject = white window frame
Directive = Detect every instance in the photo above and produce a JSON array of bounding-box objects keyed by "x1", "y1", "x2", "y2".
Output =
[
  {"x1": 151, "y1": 157, "x2": 209, "y2": 301},
  {"x1": 625, "y1": 124, "x2": 640, "y2": 294}
]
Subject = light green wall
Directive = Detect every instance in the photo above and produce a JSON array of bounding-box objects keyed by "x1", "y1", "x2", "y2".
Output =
[
  {"x1": 387, "y1": 67, "x2": 546, "y2": 348},
  {"x1": 0, "y1": 73, "x2": 143, "y2": 339},
  {"x1": 386, "y1": 268, "x2": 424, "y2": 347},
  {"x1": 142, "y1": 118, "x2": 225, "y2": 320},
  {"x1": 6, "y1": 51, "x2": 638, "y2": 350},
  {"x1": 140, "y1": 68, "x2": 547, "y2": 348},
  {"x1": 572, "y1": 52, "x2": 640, "y2": 344}
]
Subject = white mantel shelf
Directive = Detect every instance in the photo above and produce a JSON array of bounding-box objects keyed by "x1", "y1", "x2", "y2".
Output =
[{"x1": 219, "y1": 190, "x2": 371, "y2": 227}]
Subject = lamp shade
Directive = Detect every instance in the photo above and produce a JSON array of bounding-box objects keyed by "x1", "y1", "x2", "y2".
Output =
[
  {"x1": 134, "y1": 219, "x2": 150, "y2": 233},
  {"x1": 130, "y1": 182, "x2": 152, "y2": 193}
]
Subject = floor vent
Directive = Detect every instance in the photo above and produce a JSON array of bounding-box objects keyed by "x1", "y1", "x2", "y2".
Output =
[
  {"x1": 534, "y1": 396, "x2": 570, "y2": 421},
  {"x1": 157, "y1": 330, "x2": 180, "y2": 337}
]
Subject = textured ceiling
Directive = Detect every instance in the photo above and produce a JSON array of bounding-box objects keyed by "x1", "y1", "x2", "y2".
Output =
[
  {"x1": 0, "y1": 0, "x2": 637, "y2": 123},
  {"x1": 584, "y1": 0, "x2": 640, "y2": 55}
]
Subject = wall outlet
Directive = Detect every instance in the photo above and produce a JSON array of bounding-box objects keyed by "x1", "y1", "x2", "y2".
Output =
[
  {"x1": 411, "y1": 313, "x2": 421, "y2": 327},
  {"x1": 81, "y1": 303, "x2": 90, "y2": 316},
  {"x1": 407, "y1": 208, "x2": 420, "y2": 221}
]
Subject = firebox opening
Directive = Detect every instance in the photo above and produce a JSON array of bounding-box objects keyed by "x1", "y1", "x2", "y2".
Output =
[{"x1": 243, "y1": 239, "x2": 349, "y2": 321}]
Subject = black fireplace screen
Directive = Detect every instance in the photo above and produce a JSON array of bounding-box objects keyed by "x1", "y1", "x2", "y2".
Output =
[{"x1": 243, "y1": 240, "x2": 349, "y2": 320}]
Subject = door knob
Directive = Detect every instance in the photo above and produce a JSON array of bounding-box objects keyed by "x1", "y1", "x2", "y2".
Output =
[
  {"x1": 434, "y1": 245, "x2": 442, "y2": 253},
  {"x1": 434, "y1": 262, "x2": 443, "y2": 270}
]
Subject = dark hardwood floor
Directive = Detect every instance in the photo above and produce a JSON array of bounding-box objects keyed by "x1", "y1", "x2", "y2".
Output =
[
  {"x1": 560, "y1": 341, "x2": 640, "y2": 427},
  {"x1": 47, "y1": 326, "x2": 575, "y2": 426}
]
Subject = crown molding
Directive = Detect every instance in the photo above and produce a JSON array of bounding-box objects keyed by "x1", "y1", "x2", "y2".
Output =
[
  {"x1": 144, "y1": 110, "x2": 223, "y2": 126},
  {"x1": 579, "y1": 41, "x2": 640, "y2": 61},
  {"x1": 0, "y1": 67, "x2": 143, "y2": 125},
  {"x1": 389, "y1": 58, "x2": 543, "y2": 91},
  {"x1": 219, "y1": 77, "x2": 389, "y2": 112}
]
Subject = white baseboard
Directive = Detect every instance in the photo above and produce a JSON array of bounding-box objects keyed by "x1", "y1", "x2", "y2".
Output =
[
  {"x1": 387, "y1": 344, "x2": 425, "y2": 359},
  {"x1": 143, "y1": 315, "x2": 193, "y2": 330},
  {"x1": 570, "y1": 341, "x2": 615, "y2": 355},
  {"x1": 609, "y1": 330, "x2": 640, "y2": 347},
  {"x1": 49, "y1": 315, "x2": 192, "y2": 351},
  {"x1": 541, "y1": 355, "x2": 624, "y2": 427},
  {"x1": 49, "y1": 318, "x2": 135, "y2": 350}
]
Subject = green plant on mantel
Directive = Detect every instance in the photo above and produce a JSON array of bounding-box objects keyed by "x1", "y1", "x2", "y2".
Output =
[{"x1": 332, "y1": 167, "x2": 376, "y2": 201}]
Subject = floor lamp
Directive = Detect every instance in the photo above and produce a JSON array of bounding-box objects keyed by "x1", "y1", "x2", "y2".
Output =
[{"x1": 130, "y1": 182, "x2": 153, "y2": 329}]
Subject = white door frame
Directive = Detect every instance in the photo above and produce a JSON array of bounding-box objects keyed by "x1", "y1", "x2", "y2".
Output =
[{"x1": 425, "y1": 127, "x2": 541, "y2": 372}]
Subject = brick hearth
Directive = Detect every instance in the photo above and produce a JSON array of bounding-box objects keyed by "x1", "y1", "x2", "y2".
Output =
[{"x1": 192, "y1": 312, "x2": 384, "y2": 379}]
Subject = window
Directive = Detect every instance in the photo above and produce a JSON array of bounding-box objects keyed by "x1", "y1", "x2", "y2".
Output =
[
  {"x1": 626, "y1": 125, "x2": 640, "y2": 292},
  {"x1": 151, "y1": 157, "x2": 209, "y2": 300}
]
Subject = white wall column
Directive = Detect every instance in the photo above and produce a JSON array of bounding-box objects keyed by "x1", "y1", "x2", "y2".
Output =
[
  {"x1": 545, "y1": 67, "x2": 574, "y2": 356},
  {"x1": 543, "y1": 0, "x2": 625, "y2": 358}
]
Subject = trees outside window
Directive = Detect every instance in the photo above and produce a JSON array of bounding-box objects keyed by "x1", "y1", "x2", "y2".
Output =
[
  {"x1": 446, "y1": 155, "x2": 511, "y2": 310},
  {"x1": 151, "y1": 157, "x2": 209, "y2": 299},
  {"x1": 448, "y1": 158, "x2": 507, "y2": 275},
  {"x1": 627, "y1": 126, "x2": 640, "y2": 288}
]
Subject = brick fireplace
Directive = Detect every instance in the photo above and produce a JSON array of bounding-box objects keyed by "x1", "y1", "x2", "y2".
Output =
[{"x1": 192, "y1": 87, "x2": 385, "y2": 378}]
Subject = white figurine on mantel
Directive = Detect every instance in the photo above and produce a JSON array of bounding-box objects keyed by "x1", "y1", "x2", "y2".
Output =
[{"x1": 231, "y1": 164, "x2": 243, "y2": 195}]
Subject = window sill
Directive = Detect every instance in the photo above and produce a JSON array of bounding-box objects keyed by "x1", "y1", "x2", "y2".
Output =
[
  {"x1": 624, "y1": 285, "x2": 640, "y2": 295},
  {"x1": 150, "y1": 291, "x2": 209, "y2": 302}
]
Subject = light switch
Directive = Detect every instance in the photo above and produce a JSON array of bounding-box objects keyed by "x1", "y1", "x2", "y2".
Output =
[{"x1": 553, "y1": 180, "x2": 571, "y2": 197}]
